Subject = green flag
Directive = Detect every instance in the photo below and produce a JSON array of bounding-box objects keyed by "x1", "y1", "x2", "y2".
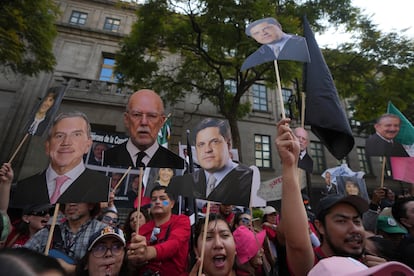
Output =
[
  {"x1": 387, "y1": 101, "x2": 414, "y2": 145},
  {"x1": 157, "y1": 116, "x2": 171, "y2": 148}
]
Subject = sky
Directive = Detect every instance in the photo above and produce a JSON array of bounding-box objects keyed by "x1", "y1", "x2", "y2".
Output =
[{"x1": 316, "y1": 0, "x2": 414, "y2": 47}]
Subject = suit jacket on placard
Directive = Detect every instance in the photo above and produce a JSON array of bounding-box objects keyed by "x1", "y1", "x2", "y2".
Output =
[
  {"x1": 365, "y1": 133, "x2": 409, "y2": 157},
  {"x1": 241, "y1": 35, "x2": 310, "y2": 71},
  {"x1": 12, "y1": 169, "x2": 110, "y2": 206},
  {"x1": 298, "y1": 153, "x2": 314, "y2": 174},
  {"x1": 103, "y1": 142, "x2": 185, "y2": 169},
  {"x1": 168, "y1": 164, "x2": 253, "y2": 207}
]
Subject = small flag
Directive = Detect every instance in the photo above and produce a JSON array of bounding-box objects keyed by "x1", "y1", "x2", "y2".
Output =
[
  {"x1": 157, "y1": 116, "x2": 171, "y2": 148},
  {"x1": 390, "y1": 157, "x2": 414, "y2": 184}
]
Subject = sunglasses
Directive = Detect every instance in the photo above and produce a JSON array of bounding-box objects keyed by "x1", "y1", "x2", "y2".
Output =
[
  {"x1": 240, "y1": 217, "x2": 252, "y2": 224},
  {"x1": 102, "y1": 215, "x2": 119, "y2": 225},
  {"x1": 29, "y1": 209, "x2": 53, "y2": 217}
]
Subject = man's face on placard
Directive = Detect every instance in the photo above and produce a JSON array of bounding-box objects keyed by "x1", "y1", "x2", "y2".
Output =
[
  {"x1": 250, "y1": 22, "x2": 284, "y2": 45},
  {"x1": 196, "y1": 127, "x2": 231, "y2": 173},
  {"x1": 374, "y1": 116, "x2": 401, "y2": 140}
]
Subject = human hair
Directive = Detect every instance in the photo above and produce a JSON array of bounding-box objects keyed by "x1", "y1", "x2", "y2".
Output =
[
  {"x1": 149, "y1": 184, "x2": 176, "y2": 201},
  {"x1": 193, "y1": 118, "x2": 232, "y2": 147},
  {"x1": 366, "y1": 236, "x2": 398, "y2": 261},
  {"x1": 194, "y1": 214, "x2": 231, "y2": 248},
  {"x1": 47, "y1": 111, "x2": 92, "y2": 139},
  {"x1": 123, "y1": 208, "x2": 150, "y2": 242},
  {"x1": 376, "y1": 113, "x2": 401, "y2": 124},
  {"x1": 0, "y1": 247, "x2": 67, "y2": 276},
  {"x1": 392, "y1": 197, "x2": 414, "y2": 225},
  {"x1": 75, "y1": 245, "x2": 128, "y2": 276}
]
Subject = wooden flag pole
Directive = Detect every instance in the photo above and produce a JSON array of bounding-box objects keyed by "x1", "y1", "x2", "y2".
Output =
[
  {"x1": 198, "y1": 201, "x2": 211, "y2": 276},
  {"x1": 113, "y1": 166, "x2": 132, "y2": 192},
  {"x1": 274, "y1": 60, "x2": 286, "y2": 119},
  {"x1": 8, "y1": 133, "x2": 30, "y2": 164},
  {"x1": 301, "y1": 92, "x2": 306, "y2": 128},
  {"x1": 135, "y1": 167, "x2": 144, "y2": 233},
  {"x1": 380, "y1": 157, "x2": 386, "y2": 188},
  {"x1": 44, "y1": 203, "x2": 60, "y2": 256}
]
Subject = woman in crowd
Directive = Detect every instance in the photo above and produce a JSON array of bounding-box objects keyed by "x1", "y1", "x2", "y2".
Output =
[
  {"x1": 232, "y1": 212, "x2": 253, "y2": 231},
  {"x1": 76, "y1": 225, "x2": 128, "y2": 276},
  {"x1": 5, "y1": 204, "x2": 52, "y2": 248},
  {"x1": 233, "y1": 225, "x2": 267, "y2": 275},
  {"x1": 98, "y1": 208, "x2": 119, "y2": 228},
  {"x1": 190, "y1": 214, "x2": 237, "y2": 276},
  {"x1": 123, "y1": 208, "x2": 150, "y2": 243}
]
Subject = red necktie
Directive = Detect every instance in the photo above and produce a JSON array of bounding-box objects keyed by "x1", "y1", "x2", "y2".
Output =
[{"x1": 50, "y1": 175, "x2": 69, "y2": 204}]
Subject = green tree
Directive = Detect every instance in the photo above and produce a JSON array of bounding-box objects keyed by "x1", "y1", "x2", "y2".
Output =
[
  {"x1": 115, "y1": 0, "x2": 361, "y2": 158},
  {"x1": 324, "y1": 15, "x2": 414, "y2": 132},
  {"x1": 0, "y1": 0, "x2": 59, "y2": 76}
]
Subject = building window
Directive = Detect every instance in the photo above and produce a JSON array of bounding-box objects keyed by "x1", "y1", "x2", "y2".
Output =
[
  {"x1": 69, "y1": 11, "x2": 88, "y2": 25},
  {"x1": 225, "y1": 79, "x2": 237, "y2": 94},
  {"x1": 255, "y1": 134, "x2": 272, "y2": 168},
  {"x1": 309, "y1": 141, "x2": 326, "y2": 174},
  {"x1": 103, "y1": 17, "x2": 120, "y2": 32},
  {"x1": 281, "y1": 88, "x2": 293, "y2": 118},
  {"x1": 99, "y1": 57, "x2": 118, "y2": 82},
  {"x1": 357, "y1": 147, "x2": 372, "y2": 175},
  {"x1": 252, "y1": 84, "x2": 268, "y2": 112}
]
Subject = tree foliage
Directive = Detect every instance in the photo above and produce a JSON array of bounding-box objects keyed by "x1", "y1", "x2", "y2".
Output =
[
  {"x1": 0, "y1": 0, "x2": 59, "y2": 76},
  {"x1": 115, "y1": 0, "x2": 381, "y2": 155}
]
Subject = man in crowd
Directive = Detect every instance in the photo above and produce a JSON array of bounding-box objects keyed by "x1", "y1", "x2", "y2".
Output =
[
  {"x1": 13, "y1": 111, "x2": 109, "y2": 205},
  {"x1": 103, "y1": 89, "x2": 184, "y2": 197},
  {"x1": 275, "y1": 118, "x2": 386, "y2": 276},
  {"x1": 168, "y1": 118, "x2": 253, "y2": 206},
  {"x1": 87, "y1": 142, "x2": 107, "y2": 166},
  {"x1": 25, "y1": 202, "x2": 106, "y2": 274},
  {"x1": 127, "y1": 185, "x2": 190, "y2": 276},
  {"x1": 392, "y1": 197, "x2": 414, "y2": 269},
  {"x1": 365, "y1": 113, "x2": 408, "y2": 157},
  {"x1": 294, "y1": 127, "x2": 313, "y2": 174}
]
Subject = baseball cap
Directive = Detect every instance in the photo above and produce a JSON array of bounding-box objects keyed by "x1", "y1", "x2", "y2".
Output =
[
  {"x1": 308, "y1": 256, "x2": 414, "y2": 276},
  {"x1": 87, "y1": 226, "x2": 126, "y2": 251},
  {"x1": 263, "y1": 206, "x2": 277, "y2": 215},
  {"x1": 316, "y1": 194, "x2": 368, "y2": 220},
  {"x1": 377, "y1": 216, "x2": 407, "y2": 234},
  {"x1": 233, "y1": 226, "x2": 266, "y2": 265}
]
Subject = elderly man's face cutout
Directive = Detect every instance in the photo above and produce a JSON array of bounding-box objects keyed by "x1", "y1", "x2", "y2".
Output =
[{"x1": 250, "y1": 21, "x2": 284, "y2": 45}]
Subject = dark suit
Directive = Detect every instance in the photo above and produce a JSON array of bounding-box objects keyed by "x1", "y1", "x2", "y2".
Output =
[
  {"x1": 103, "y1": 142, "x2": 185, "y2": 169},
  {"x1": 298, "y1": 152, "x2": 313, "y2": 174},
  {"x1": 365, "y1": 133, "x2": 408, "y2": 157},
  {"x1": 12, "y1": 169, "x2": 110, "y2": 206},
  {"x1": 167, "y1": 164, "x2": 253, "y2": 207},
  {"x1": 241, "y1": 35, "x2": 310, "y2": 71}
]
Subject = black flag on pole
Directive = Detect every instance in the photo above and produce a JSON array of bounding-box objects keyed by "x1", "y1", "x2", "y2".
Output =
[{"x1": 303, "y1": 16, "x2": 354, "y2": 160}]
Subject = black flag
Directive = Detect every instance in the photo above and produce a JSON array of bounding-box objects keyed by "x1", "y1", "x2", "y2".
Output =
[{"x1": 303, "y1": 16, "x2": 354, "y2": 160}]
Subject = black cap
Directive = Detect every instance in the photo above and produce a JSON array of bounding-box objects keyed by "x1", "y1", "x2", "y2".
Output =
[{"x1": 316, "y1": 195, "x2": 368, "y2": 220}]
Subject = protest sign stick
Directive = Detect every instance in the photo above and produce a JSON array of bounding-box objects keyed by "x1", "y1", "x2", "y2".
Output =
[
  {"x1": 301, "y1": 92, "x2": 306, "y2": 128},
  {"x1": 113, "y1": 166, "x2": 132, "y2": 192},
  {"x1": 45, "y1": 203, "x2": 60, "y2": 256},
  {"x1": 198, "y1": 201, "x2": 211, "y2": 276},
  {"x1": 380, "y1": 157, "x2": 386, "y2": 188},
  {"x1": 8, "y1": 133, "x2": 30, "y2": 164},
  {"x1": 274, "y1": 60, "x2": 286, "y2": 119},
  {"x1": 135, "y1": 167, "x2": 144, "y2": 233}
]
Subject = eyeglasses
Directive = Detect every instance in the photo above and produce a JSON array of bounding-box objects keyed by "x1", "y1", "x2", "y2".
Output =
[
  {"x1": 91, "y1": 243, "x2": 124, "y2": 258},
  {"x1": 29, "y1": 209, "x2": 53, "y2": 217},
  {"x1": 150, "y1": 227, "x2": 161, "y2": 244},
  {"x1": 102, "y1": 215, "x2": 118, "y2": 225},
  {"x1": 127, "y1": 111, "x2": 161, "y2": 123},
  {"x1": 240, "y1": 217, "x2": 251, "y2": 225}
]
